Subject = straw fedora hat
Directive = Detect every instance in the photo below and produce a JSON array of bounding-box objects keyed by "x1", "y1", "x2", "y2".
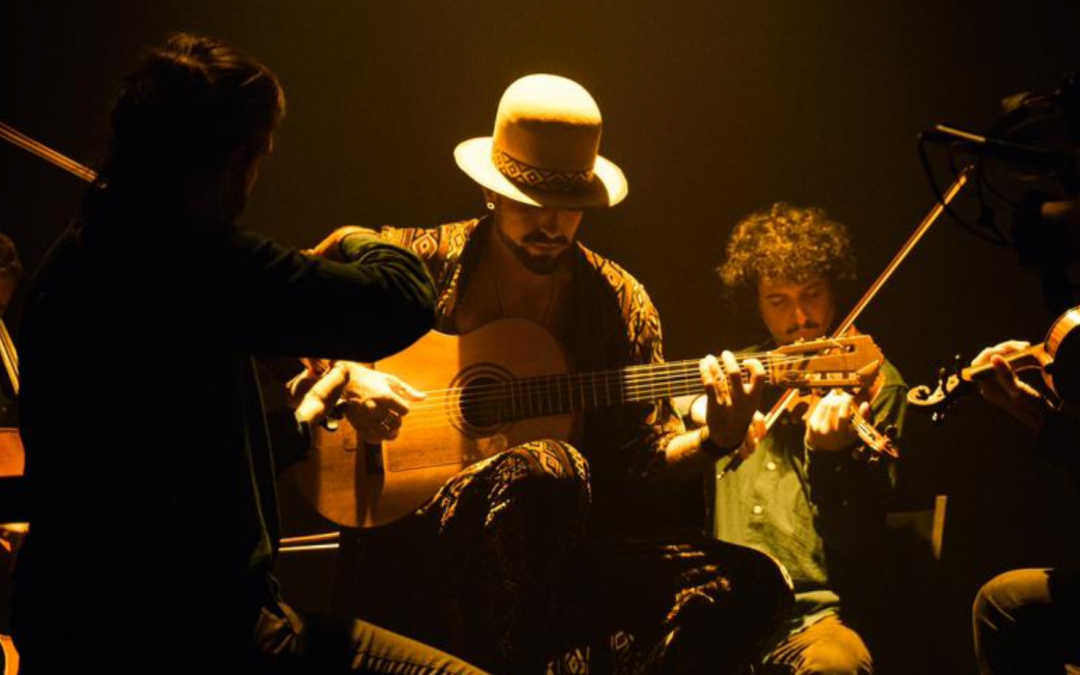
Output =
[{"x1": 454, "y1": 74, "x2": 628, "y2": 209}]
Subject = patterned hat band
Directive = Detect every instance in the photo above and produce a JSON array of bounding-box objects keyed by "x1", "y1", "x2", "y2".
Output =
[{"x1": 493, "y1": 148, "x2": 594, "y2": 194}]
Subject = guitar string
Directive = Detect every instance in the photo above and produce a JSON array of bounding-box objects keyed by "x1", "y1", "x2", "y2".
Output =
[
  {"x1": 388, "y1": 350, "x2": 869, "y2": 406},
  {"x1": 322, "y1": 342, "x2": 876, "y2": 430},
  {"x1": 386, "y1": 343, "x2": 871, "y2": 399},
  {"x1": 386, "y1": 355, "x2": 872, "y2": 417},
  {"x1": 356, "y1": 354, "x2": 874, "y2": 431},
  {"x1": 389, "y1": 380, "x2": 886, "y2": 434}
]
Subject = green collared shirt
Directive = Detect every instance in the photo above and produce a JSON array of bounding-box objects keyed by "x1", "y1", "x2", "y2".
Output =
[{"x1": 710, "y1": 345, "x2": 907, "y2": 631}]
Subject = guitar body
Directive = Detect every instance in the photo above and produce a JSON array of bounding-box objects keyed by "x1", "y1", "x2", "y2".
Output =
[{"x1": 293, "y1": 319, "x2": 573, "y2": 528}]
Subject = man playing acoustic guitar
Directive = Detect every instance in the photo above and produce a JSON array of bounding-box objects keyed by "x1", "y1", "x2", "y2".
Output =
[{"x1": 301, "y1": 75, "x2": 796, "y2": 675}]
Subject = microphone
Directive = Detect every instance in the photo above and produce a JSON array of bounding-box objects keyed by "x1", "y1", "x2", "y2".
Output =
[{"x1": 920, "y1": 124, "x2": 1076, "y2": 171}]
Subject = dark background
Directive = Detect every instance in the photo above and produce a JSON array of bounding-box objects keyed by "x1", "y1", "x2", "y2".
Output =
[{"x1": 2, "y1": 2, "x2": 1078, "y2": 672}]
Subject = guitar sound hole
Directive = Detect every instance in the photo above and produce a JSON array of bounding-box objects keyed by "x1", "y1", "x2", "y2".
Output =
[{"x1": 459, "y1": 376, "x2": 507, "y2": 430}]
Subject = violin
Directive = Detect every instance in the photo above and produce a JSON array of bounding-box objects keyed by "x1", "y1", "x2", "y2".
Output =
[
  {"x1": 908, "y1": 306, "x2": 1080, "y2": 420},
  {"x1": 849, "y1": 407, "x2": 900, "y2": 458},
  {"x1": 781, "y1": 365, "x2": 900, "y2": 460}
]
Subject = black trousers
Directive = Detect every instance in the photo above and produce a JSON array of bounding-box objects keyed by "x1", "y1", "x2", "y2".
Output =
[{"x1": 548, "y1": 537, "x2": 794, "y2": 675}]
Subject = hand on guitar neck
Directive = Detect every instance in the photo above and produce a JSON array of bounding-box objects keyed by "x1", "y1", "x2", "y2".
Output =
[
  {"x1": 692, "y1": 354, "x2": 897, "y2": 460},
  {"x1": 698, "y1": 351, "x2": 766, "y2": 453}
]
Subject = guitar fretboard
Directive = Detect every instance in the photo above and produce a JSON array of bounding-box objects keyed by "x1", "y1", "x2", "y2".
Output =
[
  {"x1": 495, "y1": 359, "x2": 704, "y2": 421},
  {"x1": 465, "y1": 357, "x2": 813, "y2": 424}
]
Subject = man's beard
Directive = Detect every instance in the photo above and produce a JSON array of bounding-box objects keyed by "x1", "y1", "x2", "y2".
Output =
[
  {"x1": 497, "y1": 226, "x2": 574, "y2": 275},
  {"x1": 786, "y1": 320, "x2": 822, "y2": 338}
]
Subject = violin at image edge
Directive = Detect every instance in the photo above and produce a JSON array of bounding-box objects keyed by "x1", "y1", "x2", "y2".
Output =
[{"x1": 908, "y1": 306, "x2": 1080, "y2": 420}]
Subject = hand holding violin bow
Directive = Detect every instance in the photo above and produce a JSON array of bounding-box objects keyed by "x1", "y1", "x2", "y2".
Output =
[{"x1": 786, "y1": 358, "x2": 900, "y2": 459}]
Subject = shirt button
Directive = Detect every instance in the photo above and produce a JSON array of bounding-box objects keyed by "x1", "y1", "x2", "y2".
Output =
[
  {"x1": 752, "y1": 505, "x2": 764, "y2": 515},
  {"x1": 766, "y1": 461, "x2": 777, "y2": 471}
]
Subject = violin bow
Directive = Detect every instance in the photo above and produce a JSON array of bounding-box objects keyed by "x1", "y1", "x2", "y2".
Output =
[
  {"x1": 0, "y1": 121, "x2": 99, "y2": 393},
  {"x1": 0, "y1": 120, "x2": 97, "y2": 183}
]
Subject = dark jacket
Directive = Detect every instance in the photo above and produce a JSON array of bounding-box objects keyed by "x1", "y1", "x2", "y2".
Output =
[{"x1": 14, "y1": 199, "x2": 435, "y2": 667}]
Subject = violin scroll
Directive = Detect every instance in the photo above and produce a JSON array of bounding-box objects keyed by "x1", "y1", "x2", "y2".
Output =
[{"x1": 907, "y1": 355, "x2": 970, "y2": 423}]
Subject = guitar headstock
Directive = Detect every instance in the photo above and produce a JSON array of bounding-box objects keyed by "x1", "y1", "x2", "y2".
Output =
[{"x1": 767, "y1": 335, "x2": 884, "y2": 389}]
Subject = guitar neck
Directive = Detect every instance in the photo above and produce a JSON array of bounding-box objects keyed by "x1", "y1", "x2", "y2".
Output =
[
  {"x1": 497, "y1": 354, "x2": 844, "y2": 421},
  {"x1": 500, "y1": 359, "x2": 700, "y2": 420}
]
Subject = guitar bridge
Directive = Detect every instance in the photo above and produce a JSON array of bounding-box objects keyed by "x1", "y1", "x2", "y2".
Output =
[{"x1": 363, "y1": 442, "x2": 384, "y2": 475}]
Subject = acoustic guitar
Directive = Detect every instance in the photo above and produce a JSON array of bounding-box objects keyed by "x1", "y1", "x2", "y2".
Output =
[{"x1": 292, "y1": 319, "x2": 884, "y2": 527}]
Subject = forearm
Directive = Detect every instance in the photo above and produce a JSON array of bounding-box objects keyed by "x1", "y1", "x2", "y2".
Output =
[
  {"x1": 662, "y1": 426, "x2": 741, "y2": 481},
  {"x1": 308, "y1": 226, "x2": 378, "y2": 262},
  {"x1": 201, "y1": 225, "x2": 436, "y2": 361}
]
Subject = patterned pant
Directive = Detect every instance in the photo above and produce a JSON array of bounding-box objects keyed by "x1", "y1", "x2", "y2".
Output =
[
  {"x1": 335, "y1": 440, "x2": 591, "y2": 675},
  {"x1": 335, "y1": 441, "x2": 792, "y2": 675}
]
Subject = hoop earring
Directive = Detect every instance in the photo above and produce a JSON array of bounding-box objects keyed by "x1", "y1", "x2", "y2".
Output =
[{"x1": 486, "y1": 201, "x2": 496, "y2": 211}]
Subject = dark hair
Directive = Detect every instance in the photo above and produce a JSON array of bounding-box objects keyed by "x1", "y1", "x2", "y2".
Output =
[
  {"x1": 0, "y1": 233, "x2": 22, "y2": 284},
  {"x1": 98, "y1": 33, "x2": 285, "y2": 194},
  {"x1": 717, "y1": 202, "x2": 856, "y2": 292}
]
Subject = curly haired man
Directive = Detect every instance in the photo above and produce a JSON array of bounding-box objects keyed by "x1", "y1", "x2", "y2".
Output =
[{"x1": 686, "y1": 202, "x2": 908, "y2": 675}]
